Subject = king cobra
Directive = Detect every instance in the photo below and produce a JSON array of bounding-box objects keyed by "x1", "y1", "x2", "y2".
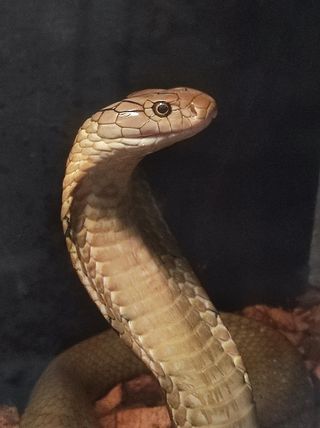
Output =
[{"x1": 21, "y1": 88, "x2": 315, "y2": 427}]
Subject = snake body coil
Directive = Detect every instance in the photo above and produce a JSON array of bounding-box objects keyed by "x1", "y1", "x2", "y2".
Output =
[{"x1": 22, "y1": 88, "x2": 315, "y2": 427}]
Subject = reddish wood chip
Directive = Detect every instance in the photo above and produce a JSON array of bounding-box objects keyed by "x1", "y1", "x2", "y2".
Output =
[
  {"x1": 99, "y1": 406, "x2": 171, "y2": 428},
  {"x1": 95, "y1": 384, "x2": 123, "y2": 416},
  {"x1": 0, "y1": 405, "x2": 19, "y2": 428},
  {"x1": 96, "y1": 375, "x2": 170, "y2": 427}
]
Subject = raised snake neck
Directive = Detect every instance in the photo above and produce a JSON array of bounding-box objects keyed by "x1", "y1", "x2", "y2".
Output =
[
  {"x1": 20, "y1": 88, "x2": 315, "y2": 428},
  {"x1": 61, "y1": 87, "x2": 258, "y2": 427}
]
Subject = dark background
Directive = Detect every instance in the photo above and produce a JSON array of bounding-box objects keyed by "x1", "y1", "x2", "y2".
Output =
[{"x1": 1, "y1": 0, "x2": 319, "y2": 410}]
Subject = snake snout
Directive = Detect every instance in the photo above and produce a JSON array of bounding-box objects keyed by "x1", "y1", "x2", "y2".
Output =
[
  {"x1": 207, "y1": 98, "x2": 218, "y2": 119},
  {"x1": 191, "y1": 94, "x2": 218, "y2": 123}
]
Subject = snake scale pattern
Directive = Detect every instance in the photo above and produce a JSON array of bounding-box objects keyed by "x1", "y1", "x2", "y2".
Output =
[{"x1": 21, "y1": 88, "x2": 315, "y2": 428}]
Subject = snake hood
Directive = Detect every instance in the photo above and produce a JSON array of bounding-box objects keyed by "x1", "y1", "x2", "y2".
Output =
[
  {"x1": 59, "y1": 87, "x2": 261, "y2": 428},
  {"x1": 21, "y1": 87, "x2": 315, "y2": 428}
]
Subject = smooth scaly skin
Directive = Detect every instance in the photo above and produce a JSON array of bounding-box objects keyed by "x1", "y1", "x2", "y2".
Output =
[
  {"x1": 60, "y1": 87, "x2": 257, "y2": 428},
  {"x1": 21, "y1": 88, "x2": 315, "y2": 427}
]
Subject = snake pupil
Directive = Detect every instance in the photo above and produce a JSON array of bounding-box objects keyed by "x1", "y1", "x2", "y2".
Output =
[{"x1": 153, "y1": 101, "x2": 172, "y2": 117}]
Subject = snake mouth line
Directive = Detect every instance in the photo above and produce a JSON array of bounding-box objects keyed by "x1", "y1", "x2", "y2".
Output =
[
  {"x1": 118, "y1": 128, "x2": 210, "y2": 149},
  {"x1": 117, "y1": 114, "x2": 215, "y2": 146}
]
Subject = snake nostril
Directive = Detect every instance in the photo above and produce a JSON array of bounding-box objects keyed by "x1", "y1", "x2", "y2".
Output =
[{"x1": 190, "y1": 104, "x2": 197, "y2": 116}]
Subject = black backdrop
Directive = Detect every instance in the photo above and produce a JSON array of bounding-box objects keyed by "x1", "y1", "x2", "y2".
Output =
[{"x1": 1, "y1": 0, "x2": 319, "y2": 410}]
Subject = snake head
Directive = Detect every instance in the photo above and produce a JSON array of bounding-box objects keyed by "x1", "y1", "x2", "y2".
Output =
[{"x1": 89, "y1": 87, "x2": 217, "y2": 153}]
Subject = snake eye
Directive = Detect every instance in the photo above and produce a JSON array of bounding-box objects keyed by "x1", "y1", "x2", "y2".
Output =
[{"x1": 152, "y1": 101, "x2": 172, "y2": 117}]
